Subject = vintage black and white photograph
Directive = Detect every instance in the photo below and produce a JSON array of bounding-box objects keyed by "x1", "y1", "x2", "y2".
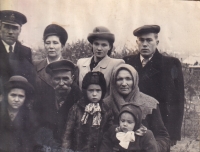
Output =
[{"x1": 0, "y1": 0, "x2": 199, "y2": 152}]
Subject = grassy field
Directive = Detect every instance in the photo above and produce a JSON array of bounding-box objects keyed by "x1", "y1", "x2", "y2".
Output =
[{"x1": 171, "y1": 97, "x2": 200, "y2": 152}]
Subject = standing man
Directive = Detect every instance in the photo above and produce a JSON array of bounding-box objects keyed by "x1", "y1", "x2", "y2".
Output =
[
  {"x1": 0, "y1": 10, "x2": 36, "y2": 92},
  {"x1": 123, "y1": 25, "x2": 184, "y2": 146},
  {"x1": 34, "y1": 60, "x2": 82, "y2": 151}
]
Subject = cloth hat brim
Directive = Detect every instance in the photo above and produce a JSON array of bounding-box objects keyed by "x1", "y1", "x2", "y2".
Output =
[
  {"x1": 133, "y1": 25, "x2": 160, "y2": 36},
  {"x1": 87, "y1": 33, "x2": 115, "y2": 44},
  {"x1": 46, "y1": 60, "x2": 75, "y2": 75}
]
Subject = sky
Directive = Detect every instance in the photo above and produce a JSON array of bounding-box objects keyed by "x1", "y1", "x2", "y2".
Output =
[{"x1": 1, "y1": 0, "x2": 200, "y2": 59}]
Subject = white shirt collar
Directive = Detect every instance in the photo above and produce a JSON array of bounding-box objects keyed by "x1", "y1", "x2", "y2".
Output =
[
  {"x1": 2, "y1": 40, "x2": 16, "y2": 53},
  {"x1": 47, "y1": 56, "x2": 61, "y2": 64},
  {"x1": 140, "y1": 54, "x2": 154, "y2": 63}
]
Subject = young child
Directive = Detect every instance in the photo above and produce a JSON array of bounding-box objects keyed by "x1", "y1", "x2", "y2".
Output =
[
  {"x1": 100, "y1": 103, "x2": 158, "y2": 152},
  {"x1": 62, "y1": 71, "x2": 113, "y2": 152}
]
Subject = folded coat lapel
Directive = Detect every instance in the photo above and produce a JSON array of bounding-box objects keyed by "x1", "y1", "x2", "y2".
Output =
[
  {"x1": 81, "y1": 57, "x2": 92, "y2": 77},
  {"x1": 36, "y1": 59, "x2": 52, "y2": 87},
  {"x1": 93, "y1": 55, "x2": 110, "y2": 71}
]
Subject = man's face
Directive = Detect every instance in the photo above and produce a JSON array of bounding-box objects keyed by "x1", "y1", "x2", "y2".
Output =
[
  {"x1": 0, "y1": 23, "x2": 21, "y2": 45},
  {"x1": 51, "y1": 70, "x2": 74, "y2": 95},
  {"x1": 136, "y1": 33, "x2": 159, "y2": 59},
  {"x1": 8, "y1": 88, "x2": 26, "y2": 110}
]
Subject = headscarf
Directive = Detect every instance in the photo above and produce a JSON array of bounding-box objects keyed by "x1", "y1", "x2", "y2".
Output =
[{"x1": 104, "y1": 64, "x2": 158, "y2": 119}]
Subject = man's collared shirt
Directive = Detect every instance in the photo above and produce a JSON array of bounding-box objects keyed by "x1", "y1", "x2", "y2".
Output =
[
  {"x1": 140, "y1": 54, "x2": 154, "y2": 63},
  {"x1": 2, "y1": 40, "x2": 16, "y2": 53}
]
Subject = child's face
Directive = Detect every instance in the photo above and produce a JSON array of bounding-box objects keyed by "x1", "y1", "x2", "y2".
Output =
[
  {"x1": 119, "y1": 112, "x2": 135, "y2": 133},
  {"x1": 86, "y1": 84, "x2": 102, "y2": 103}
]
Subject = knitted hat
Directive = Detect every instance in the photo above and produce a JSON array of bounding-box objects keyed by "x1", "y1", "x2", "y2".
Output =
[
  {"x1": 118, "y1": 103, "x2": 142, "y2": 131},
  {"x1": 43, "y1": 24, "x2": 68, "y2": 46},
  {"x1": 82, "y1": 71, "x2": 107, "y2": 99}
]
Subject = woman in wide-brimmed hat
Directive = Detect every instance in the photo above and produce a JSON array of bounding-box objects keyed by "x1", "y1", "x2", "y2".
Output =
[
  {"x1": 0, "y1": 76, "x2": 37, "y2": 152},
  {"x1": 77, "y1": 26, "x2": 124, "y2": 96}
]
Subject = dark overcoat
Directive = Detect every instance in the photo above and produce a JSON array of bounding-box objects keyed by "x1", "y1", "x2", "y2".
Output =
[
  {"x1": 0, "y1": 103, "x2": 38, "y2": 152},
  {"x1": 33, "y1": 83, "x2": 82, "y2": 149},
  {"x1": 62, "y1": 98, "x2": 113, "y2": 152},
  {"x1": 0, "y1": 40, "x2": 36, "y2": 90},
  {"x1": 123, "y1": 50, "x2": 184, "y2": 140},
  {"x1": 100, "y1": 125, "x2": 158, "y2": 152}
]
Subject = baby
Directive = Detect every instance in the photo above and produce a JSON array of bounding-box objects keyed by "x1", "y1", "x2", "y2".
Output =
[{"x1": 100, "y1": 103, "x2": 158, "y2": 152}]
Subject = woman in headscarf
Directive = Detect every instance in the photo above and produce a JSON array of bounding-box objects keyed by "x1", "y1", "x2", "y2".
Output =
[
  {"x1": 0, "y1": 75, "x2": 37, "y2": 152},
  {"x1": 104, "y1": 64, "x2": 170, "y2": 152},
  {"x1": 77, "y1": 26, "x2": 124, "y2": 96}
]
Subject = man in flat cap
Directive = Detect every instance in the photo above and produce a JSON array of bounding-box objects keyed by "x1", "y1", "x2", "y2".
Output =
[
  {"x1": 0, "y1": 10, "x2": 36, "y2": 94},
  {"x1": 34, "y1": 60, "x2": 82, "y2": 151},
  {"x1": 123, "y1": 25, "x2": 184, "y2": 147}
]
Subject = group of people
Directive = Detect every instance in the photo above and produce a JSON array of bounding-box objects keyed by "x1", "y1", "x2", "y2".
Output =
[{"x1": 0, "y1": 10, "x2": 184, "y2": 152}]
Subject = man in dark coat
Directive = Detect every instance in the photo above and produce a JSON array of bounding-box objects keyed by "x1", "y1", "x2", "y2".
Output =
[
  {"x1": 123, "y1": 25, "x2": 184, "y2": 147},
  {"x1": 0, "y1": 10, "x2": 36, "y2": 94},
  {"x1": 33, "y1": 60, "x2": 82, "y2": 151}
]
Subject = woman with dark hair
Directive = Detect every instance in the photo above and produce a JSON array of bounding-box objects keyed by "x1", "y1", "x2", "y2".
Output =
[
  {"x1": 34, "y1": 24, "x2": 68, "y2": 105},
  {"x1": 0, "y1": 75, "x2": 37, "y2": 152},
  {"x1": 103, "y1": 64, "x2": 170, "y2": 152},
  {"x1": 62, "y1": 71, "x2": 113, "y2": 152},
  {"x1": 77, "y1": 26, "x2": 124, "y2": 96}
]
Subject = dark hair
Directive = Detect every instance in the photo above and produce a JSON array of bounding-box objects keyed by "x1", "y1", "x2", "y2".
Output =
[
  {"x1": 82, "y1": 72, "x2": 107, "y2": 103},
  {"x1": 91, "y1": 40, "x2": 114, "y2": 56},
  {"x1": 44, "y1": 35, "x2": 65, "y2": 48}
]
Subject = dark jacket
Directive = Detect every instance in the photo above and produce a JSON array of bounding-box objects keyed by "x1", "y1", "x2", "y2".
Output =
[
  {"x1": 33, "y1": 83, "x2": 82, "y2": 149},
  {"x1": 62, "y1": 98, "x2": 113, "y2": 152},
  {"x1": 0, "y1": 40, "x2": 36, "y2": 92},
  {"x1": 105, "y1": 97, "x2": 169, "y2": 152},
  {"x1": 100, "y1": 125, "x2": 158, "y2": 152},
  {"x1": 123, "y1": 50, "x2": 184, "y2": 140},
  {"x1": 0, "y1": 103, "x2": 38, "y2": 152}
]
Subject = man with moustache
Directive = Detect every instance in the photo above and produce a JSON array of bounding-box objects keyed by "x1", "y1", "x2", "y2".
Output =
[
  {"x1": 34, "y1": 60, "x2": 82, "y2": 151},
  {"x1": 0, "y1": 10, "x2": 36, "y2": 94},
  {"x1": 123, "y1": 25, "x2": 184, "y2": 147}
]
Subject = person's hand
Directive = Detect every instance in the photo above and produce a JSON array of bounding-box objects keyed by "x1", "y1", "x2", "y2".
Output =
[{"x1": 170, "y1": 140, "x2": 177, "y2": 146}]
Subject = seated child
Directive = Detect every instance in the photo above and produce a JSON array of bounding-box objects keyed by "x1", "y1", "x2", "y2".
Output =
[
  {"x1": 100, "y1": 103, "x2": 158, "y2": 152},
  {"x1": 62, "y1": 71, "x2": 113, "y2": 152}
]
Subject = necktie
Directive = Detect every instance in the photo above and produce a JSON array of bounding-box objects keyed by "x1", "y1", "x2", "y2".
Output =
[
  {"x1": 142, "y1": 58, "x2": 149, "y2": 67},
  {"x1": 9, "y1": 45, "x2": 13, "y2": 53}
]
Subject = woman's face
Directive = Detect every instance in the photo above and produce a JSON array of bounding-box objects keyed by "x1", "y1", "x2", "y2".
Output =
[
  {"x1": 44, "y1": 35, "x2": 63, "y2": 59},
  {"x1": 7, "y1": 88, "x2": 26, "y2": 110},
  {"x1": 119, "y1": 112, "x2": 135, "y2": 133},
  {"x1": 86, "y1": 84, "x2": 102, "y2": 103},
  {"x1": 92, "y1": 39, "x2": 110, "y2": 59},
  {"x1": 116, "y1": 69, "x2": 133, "y2": 96}
]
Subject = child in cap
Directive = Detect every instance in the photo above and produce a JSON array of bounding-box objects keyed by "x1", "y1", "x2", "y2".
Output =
[
  {"x1": 100, "y1": 103, "x2": 158, "y2": 152},
  {"x1": 62, "y1": 71, "x2": 113, "y2": 152}
]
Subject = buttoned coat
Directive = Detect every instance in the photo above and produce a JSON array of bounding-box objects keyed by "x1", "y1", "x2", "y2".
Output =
[
  {"x1": 77, "y1": 55, "x2": 124, "y2": 93},
  {"x1": 0, "y1": 40, "x2": 36, "y2": 90},
  {"x1": 123, "y1": 50, "x2": 184, "y2": 140},
  {"x1": 62, "y1": 98, "x2": 113, "y2": 152},
  {"x1": 34, "y1": 59, "x2": 54, "y2": 105},
  {"x1": 0, "y1": 103, "x2": 38, "y2": 152}
]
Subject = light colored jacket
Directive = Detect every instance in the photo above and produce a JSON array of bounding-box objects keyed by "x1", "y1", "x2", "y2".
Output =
[{"x1": 77, "y1": 55, "x2": 124, "y2": 95}]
